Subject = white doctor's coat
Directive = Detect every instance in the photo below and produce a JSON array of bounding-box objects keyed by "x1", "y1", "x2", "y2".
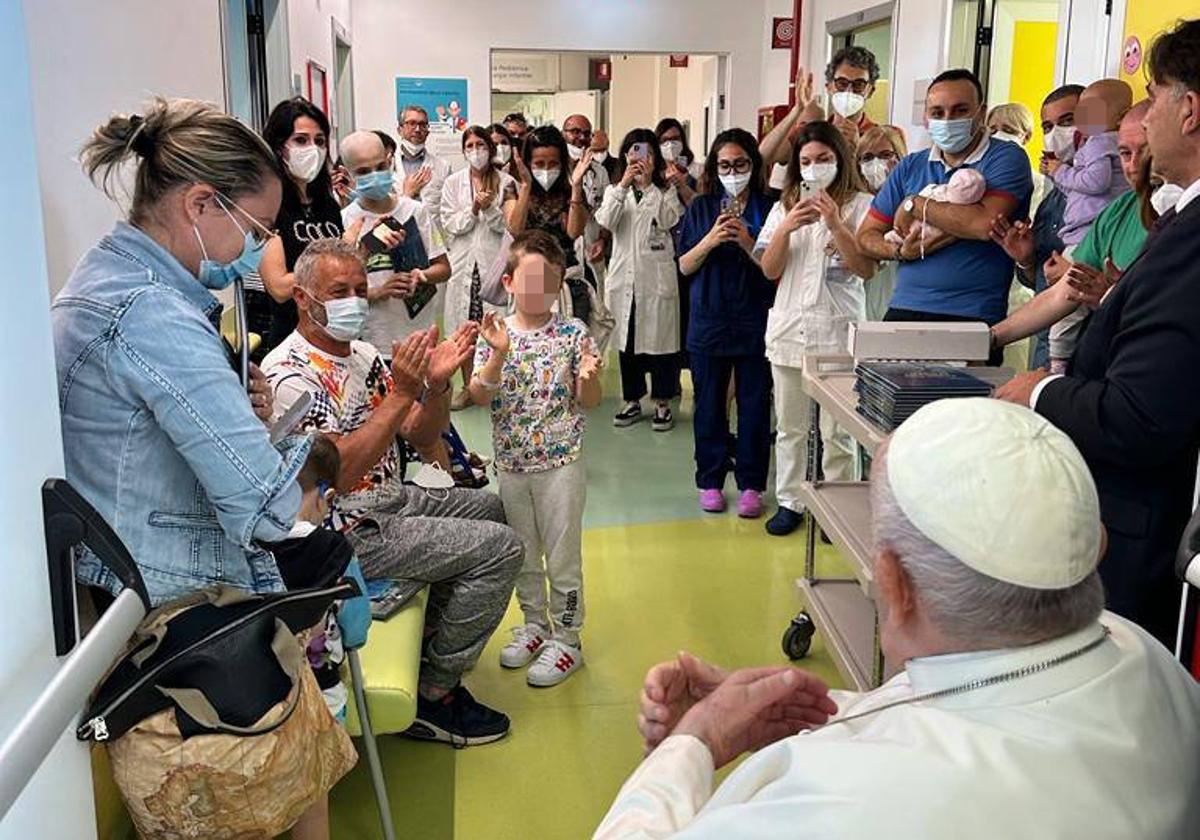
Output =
[
  {"x1": 595, "y1": 182, "x2": 684, "y2": 355},
  {"x1": 439, "y1": 167, "x2": 515, "y2": 334}
]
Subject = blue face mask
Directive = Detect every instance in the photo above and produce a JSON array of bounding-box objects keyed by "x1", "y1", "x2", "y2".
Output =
[
  {"x1": 353, "y1": 170, "x2": 395, "y2": 201},
  {"x1": 193, "y1": 200, "x2": 268, "y2": 290},
  {"x1": 928, "y1": 117, "x2": 979, "y2": 155}
]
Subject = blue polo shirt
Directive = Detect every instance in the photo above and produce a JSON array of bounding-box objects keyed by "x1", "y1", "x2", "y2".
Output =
[{"x1": 870, "y1": 136, "x2": 1034, "y2": 323}]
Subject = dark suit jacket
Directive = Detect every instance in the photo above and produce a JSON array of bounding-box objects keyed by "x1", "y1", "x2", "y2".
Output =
[{"x1": 1036, "y1": 196, "x2": 1200, "y2": 647}]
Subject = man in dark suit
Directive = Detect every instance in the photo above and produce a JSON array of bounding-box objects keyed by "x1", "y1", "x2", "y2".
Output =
[{"x1": 996, "y1": 18, "x2": 1200, "y2": 648}]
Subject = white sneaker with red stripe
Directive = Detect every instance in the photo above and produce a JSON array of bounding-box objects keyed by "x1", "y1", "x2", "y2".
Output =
[
  {"x1": 499, "y1": 625, "x2": 547, "y2": 669},
  {"x1": 526, "y1": 640, "x2": 584, "y2": 687}
]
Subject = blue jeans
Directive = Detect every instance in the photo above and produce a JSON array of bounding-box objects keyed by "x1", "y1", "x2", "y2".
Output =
[{"x1": 690, "y1": 352, "x2": 772, "y2": 492}]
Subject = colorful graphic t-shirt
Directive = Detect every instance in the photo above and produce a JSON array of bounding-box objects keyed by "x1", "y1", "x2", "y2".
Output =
[
  {"x1": 474, "y1": 314, "x2": 595, "y2": 474},
  {"x1": 262, "y1": 331, "x2": 399, "y2": 530}
]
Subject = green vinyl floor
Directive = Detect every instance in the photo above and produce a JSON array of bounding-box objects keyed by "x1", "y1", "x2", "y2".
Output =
[{"x1": 328, "y1": 376, "x2": 851, "y2": 840}]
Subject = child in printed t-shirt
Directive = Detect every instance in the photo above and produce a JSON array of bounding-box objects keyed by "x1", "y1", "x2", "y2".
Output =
[
  {"x1": 1043, "y1": 78, "x2": 1132, "y2": 373},
  {"x1": 271, "y1": 434, "x2": 370, "y2": 722},
  {"x1": 468, "y1": 230, "x2": 603, "y2": 686}
]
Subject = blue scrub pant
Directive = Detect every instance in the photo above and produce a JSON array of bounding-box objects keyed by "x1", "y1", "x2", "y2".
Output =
[{"x1": 690, "y1": 352, "x2": 772, "y2": 492}]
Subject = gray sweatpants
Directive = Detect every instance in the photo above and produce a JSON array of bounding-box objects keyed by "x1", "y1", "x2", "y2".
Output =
[
  {"x1": 498, "y1": 458, "x2": 587, "y2": 646},
  {"x1": 347, "y1": 484, "x2": 523, "y2": 692}
]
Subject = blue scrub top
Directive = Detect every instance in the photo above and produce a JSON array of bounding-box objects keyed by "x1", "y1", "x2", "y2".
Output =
[{"x1": 677, "y1": 191, "x2": 777, "y2": 356}]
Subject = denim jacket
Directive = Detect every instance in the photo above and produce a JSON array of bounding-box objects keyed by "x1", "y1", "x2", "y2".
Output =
[{"x1": 53, "y1": 221, "x2": 310, "y2": 606}]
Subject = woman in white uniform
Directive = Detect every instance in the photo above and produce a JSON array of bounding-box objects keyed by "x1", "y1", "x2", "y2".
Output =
[
  {"x1": 441, "y1": 125, "x2": 518, "y2": 408},
  {"x1": 595, "y1": 129, "x2": 684, "y2": 432},
  {"x1": 856, "y1": 125, "x2": 908, "y2": 321},
  {"x1": 756, "y1": 121, "x2": 878, "y2": 536}
]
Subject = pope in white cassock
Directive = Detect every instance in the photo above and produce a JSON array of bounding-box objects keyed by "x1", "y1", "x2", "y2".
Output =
[{"x1": 595, "y1": 398, "x2": 1200, "y2": 839}]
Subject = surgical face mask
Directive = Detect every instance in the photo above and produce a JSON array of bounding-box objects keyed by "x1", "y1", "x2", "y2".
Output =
[
  {"x1": 661, "y1": 140, "x2": 683, "y2": 162},
  {"x1": 861, "y1": 158, "x2": 891, "y2": 191},
  {"x1": 465, "y1": 148, "x2": 491, "y2": 171},
  {"x1": 1151, "y1": 183, "x2": 1184, "y2": 216},
  {"x1": 1044, "y1": 125, "x2": 1078, "y2": 163},
  {"x1": 592, "y1": 151, "x2": 609, "y2": 165},
  {"x1": 494, "y1": 144, "x2": 513, "y2": 165},
  {"x1": 532, "y1": 168, "x2": 561, "y2": 191},
  {"x1": 400, "y1": 138, "x2": 425, "y2": 157},
  {"x1": 193, "y1": 200, "x2": 268, "y2": 290},
  {"x1": 567, "y1": 143, "x2": 584, "y2": 161},
  {"x1": 353, "y1": 170, "x2": 395, "y2": 201},
  {"x1": 313, "y1": 294, "x2": 369, "y2": 342},
  {"x1": 830, "y1": 91, "x2": 866, "y2": 119},
  {"x1": 285, "y1": 143, "x2": 326, "y2": 183},
  {"x1": 768, "y1": 162, "x2": 790, "y2": 190},
  {"x1": 801, "y1": 162, "x2": 838, "y2": 192},
  {"x1": 928, "y1": 117, "x2": 979, "y2": 154},
  {"x1": 719, "y1": 172, "x2": 752, "y2": 197},
  {"x1": 991, "y1": 130, "x2": 1024, "y2": 146}
]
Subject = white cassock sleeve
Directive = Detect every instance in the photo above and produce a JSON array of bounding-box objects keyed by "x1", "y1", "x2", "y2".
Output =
[{"x1": 592, "y1": 735, "x2": 716, "y2": 839}]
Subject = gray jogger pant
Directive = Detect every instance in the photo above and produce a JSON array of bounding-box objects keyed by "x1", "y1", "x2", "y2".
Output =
[{"x1": 347, "y1": 484, "x2": 523, "y2": 692}]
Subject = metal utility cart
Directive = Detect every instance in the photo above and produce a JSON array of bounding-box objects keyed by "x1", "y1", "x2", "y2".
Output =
[
  {"x1": 782, "y1": 348, "x2": 1015, "y2": 691},
  {"x1": 781, "y1": 354, "x2": 890, "y2": 690}
]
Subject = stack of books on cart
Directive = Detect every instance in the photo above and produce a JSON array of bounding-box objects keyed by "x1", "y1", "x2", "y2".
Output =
[{"x1": 854, "y1": 362, "x2": 993, "y2": 432}]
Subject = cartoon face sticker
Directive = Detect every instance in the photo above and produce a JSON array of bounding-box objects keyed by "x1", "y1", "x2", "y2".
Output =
[{"x1": 1123, "y1": 36, "x2": 1143, "y2": 76}]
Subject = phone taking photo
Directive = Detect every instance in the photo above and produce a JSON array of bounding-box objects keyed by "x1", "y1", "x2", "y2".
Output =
[
  {"x1": 363, "y1": 216, "x2": 404, "y2": 255},
  {"x1": 631, "y1": 142, "x2": 651, "y2": 161}
]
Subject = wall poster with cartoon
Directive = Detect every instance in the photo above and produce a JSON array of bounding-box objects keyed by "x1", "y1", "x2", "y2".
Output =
[{"x1": 395, "y1": 77, "x2": 469, "y2": 132}]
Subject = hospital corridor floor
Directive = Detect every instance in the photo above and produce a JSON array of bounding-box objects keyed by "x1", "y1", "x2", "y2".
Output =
[{"x1": 327, "y1": 377, "x2": 847, "y2": 840}]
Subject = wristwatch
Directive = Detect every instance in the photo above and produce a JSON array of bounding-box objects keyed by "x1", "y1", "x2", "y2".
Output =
[{"x1": 903, "y1": 197, "x2": 917, "y2": 215}]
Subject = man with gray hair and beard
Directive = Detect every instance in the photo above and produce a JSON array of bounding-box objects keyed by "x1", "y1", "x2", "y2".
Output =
[{"x1": 595, "y1": 398, "x2": 1200, "y2": 839}]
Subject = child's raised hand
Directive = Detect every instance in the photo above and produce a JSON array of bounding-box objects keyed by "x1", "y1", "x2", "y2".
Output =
[
  {"x1": 578, "y1": 352, "x2": 602, "y2": 385},
  {"x1": 480, "y1": 312, "x2": 510, "y2": 355}
]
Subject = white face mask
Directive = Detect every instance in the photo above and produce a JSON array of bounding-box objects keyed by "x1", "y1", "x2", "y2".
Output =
[
  {"x1": 533, "y1": 168, "x2": 561, "y2": 191},
  {"x1": 719, "y1": 172, "x2": 752, "y2": 197},
  {"x1": 861, "y1": 158, "x2": 890, "y2": 191},
  {"x1": 1044, "y1": 125, "x2": 1077, "y2": 163},
  {"x1": 801, "y1": 162, "x2": 838, "y2": 192},
  {"x1": 465, "y1": 148, "x2": 491, "y2": 171},
  {"x1": 494, "y1": 144, "x2": 513, "y2": 165},
  {"x1": 1151, "y1": 183, "x2": 1184, "y2": 216},
  {"x1": 285, "y1": 143, "x2": 326, "y2": 183},
  {"x1": 592, "y1": 151, "x2": 609, "y2": 165},
  {"x1": 400, "y1": 138, "x2": 425, "y2": 157},
  {"x1": 768, "y1": 162, "x2": 790, "y2": 190},
  {"x1": 830, "y1": 91, "x2": 866, "y2": 119},
  {"x1": 567, "y1": 143, "x2": 584, "y2": 161},
  {"x1": 991, "y1": 130, "x2": 1024, "y2": 145},
  {"x1": 661, "y1": 140, "x2": 683, "y2": 162}
]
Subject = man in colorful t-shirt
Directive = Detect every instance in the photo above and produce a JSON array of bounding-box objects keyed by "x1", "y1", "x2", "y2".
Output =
[{"x1": 263, "y1": 237, "x2": 522, "y2": 747}]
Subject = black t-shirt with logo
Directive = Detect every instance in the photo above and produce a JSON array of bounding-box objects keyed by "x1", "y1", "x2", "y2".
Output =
[{"x1": 264, "y1": 195, "x2": 344, "y2": 351}]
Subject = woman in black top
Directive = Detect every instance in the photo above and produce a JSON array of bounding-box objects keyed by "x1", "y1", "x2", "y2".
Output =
[
  {"x1": 257, "y1": 98, "x2": 351, "y2": 354},
  {"x1": 509, "y1": 126, "x2": 589, "y2": 265}
]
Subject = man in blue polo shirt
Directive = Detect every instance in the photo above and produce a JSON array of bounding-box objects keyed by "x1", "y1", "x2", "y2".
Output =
[{"x1": 858, "y1": 69, "x2": 1034, "y2": 361}]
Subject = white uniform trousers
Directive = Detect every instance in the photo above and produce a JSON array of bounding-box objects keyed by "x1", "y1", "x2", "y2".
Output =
[{"x1": 772, "y1": 364, "x2": 857, "y2": 513}]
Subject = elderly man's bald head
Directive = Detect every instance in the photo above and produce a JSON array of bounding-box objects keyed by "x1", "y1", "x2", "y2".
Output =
[
  {"x1": 340, "y1": 130, "x2": 388, "y2": 172},
  {"x1": 1118, "y1": 100, "x2": 1152, "y2": 189}
]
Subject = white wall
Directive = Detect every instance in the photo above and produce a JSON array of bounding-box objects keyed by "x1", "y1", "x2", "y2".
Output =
[
  {"x1": 762, "y1": 0, "x2": 796, "y2": 107},
  {"x1": 352, "y1": 0, "x2": 770, "y2": 141},
  {"x1": 287, "y1": 0, "x2": 353, "y2": 102},
  {"x1": 1, "y1": 4, "x2": 95, "y2": 838},
  {"x1": 23, "y1": 0, "x2": 227, "y2": 294}
]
